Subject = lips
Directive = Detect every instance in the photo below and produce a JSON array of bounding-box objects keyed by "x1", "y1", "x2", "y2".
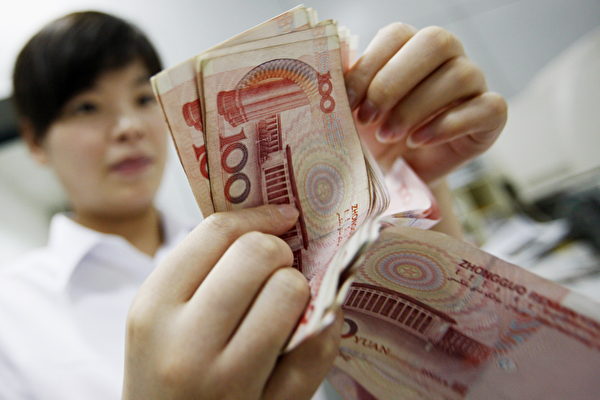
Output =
[{"x1": 110, "y1": 155, "x2": 153, "y2": 175}]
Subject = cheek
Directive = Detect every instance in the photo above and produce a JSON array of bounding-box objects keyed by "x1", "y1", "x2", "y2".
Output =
[
  {"x1": 46, "y1": 128, "x2": 106, "y2": 183},
  {"x1": 148, "y1": 117, "x2": 168, "y2": 158}
]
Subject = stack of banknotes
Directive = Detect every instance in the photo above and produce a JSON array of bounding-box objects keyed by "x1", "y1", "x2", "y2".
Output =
[{"x1": 152, "y1": 6, "x2": 600, "y2": 399}]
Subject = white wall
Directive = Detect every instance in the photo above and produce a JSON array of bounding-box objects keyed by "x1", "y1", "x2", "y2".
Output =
[{"x1": 489, "y1": 27, "x2": 600, "y2": 201}]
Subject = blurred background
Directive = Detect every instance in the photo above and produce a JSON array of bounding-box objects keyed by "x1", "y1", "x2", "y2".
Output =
[{"x1": 1, "y1": 0, "x2": 599, "y2": 299}]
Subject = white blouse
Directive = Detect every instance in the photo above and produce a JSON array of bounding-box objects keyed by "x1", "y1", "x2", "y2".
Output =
[
  {"x1": 0, "y1": 213, "x2": 334, "y2": 400},
  {"x1": 0, "y1": 213, "x2": 190, "y2": 399}
]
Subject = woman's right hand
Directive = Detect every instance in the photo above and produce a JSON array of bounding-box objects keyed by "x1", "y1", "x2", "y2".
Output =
[{"x1": 122, "y1": 204, "x2": 342, "y2": 400}]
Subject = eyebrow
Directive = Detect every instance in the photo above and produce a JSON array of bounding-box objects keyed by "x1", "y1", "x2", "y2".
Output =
[{"x1": 133, "y1": 75, "x2": 151, "y2": 87}]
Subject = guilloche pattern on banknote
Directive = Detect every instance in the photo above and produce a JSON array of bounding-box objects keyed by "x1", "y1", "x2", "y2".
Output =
[
  {"x1": 152, "y1": 7, "x2": 317, "y2": 216},
  {"x1": 332, "y1": 226, "x2": 600, "y2": 399},
  {"x1": 382, "y1": 158, "x2": 440, "y2": 229},
  {"x1": 201, "y1": 36, "x2": 372, "y2": 280}
]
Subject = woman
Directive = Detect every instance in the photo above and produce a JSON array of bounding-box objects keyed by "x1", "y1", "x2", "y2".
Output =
[{"x1": 1, "y1": 10, "x2": 506, "y2": 400}]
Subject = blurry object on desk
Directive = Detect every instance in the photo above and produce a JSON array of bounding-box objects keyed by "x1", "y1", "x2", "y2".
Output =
[
  {"x1": 459, "y1": 26, "x2": 600, "y2": 301},
  {"x1": 481, "y1": 215, "x2": 569, "y2": 268},
  {"x1": 480, "y1": 173, "x2": 600, "y2": 302},
  {"x1": 556, "y1": 185, "x2": 600, "y2": 253},
  {"x1": 447, "y1": 159, "x2": 515, "y2": 245},
  {"x1": 482, "y1": 213, "x2": 600, "y2": 301},
  {"x1": 488, "y1": 26, "x2": 600, "y2": 203}
]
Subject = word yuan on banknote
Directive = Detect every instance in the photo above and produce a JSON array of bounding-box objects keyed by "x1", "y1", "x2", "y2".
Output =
[
  {"x1": 331, "y1": 225, "x2": 600, "y2": 399},
  {"x1": 153, "y1": 6, "x2": 600, "y2": 399}
]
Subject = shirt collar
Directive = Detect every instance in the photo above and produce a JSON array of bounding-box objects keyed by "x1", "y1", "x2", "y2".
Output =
[{"x1": 46, "y1": 212, "x2": 193, "y2": 292}]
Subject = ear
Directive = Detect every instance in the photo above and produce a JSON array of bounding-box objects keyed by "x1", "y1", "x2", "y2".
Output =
[{"x1": 20, "y1": 119, "x2": 49, "y2": 165}]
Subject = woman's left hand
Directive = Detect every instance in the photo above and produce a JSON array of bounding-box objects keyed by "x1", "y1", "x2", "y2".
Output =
[{"x1": 345, "y1": 23, "x2": 508, "y2": 183}]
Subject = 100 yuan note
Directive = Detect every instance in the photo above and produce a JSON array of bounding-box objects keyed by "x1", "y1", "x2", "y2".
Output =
[
  {"x1": 152, "y1": 63, "x2": 215, "y2": 215},
  {"x1": 200, "y1": 34, "x2": 373, "y2": 345},
  {"x1": 151, "y1": 5, "x2": 315, "y2": 216},
  {"x1": 331, "y1": 225, "x2": 600, "y2": 399}
]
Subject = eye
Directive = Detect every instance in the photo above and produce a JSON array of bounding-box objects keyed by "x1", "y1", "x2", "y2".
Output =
[
  {"x1": 137, "y1": 94, "x2": 156, "y2": 107},
  {"x1": 72, "y1": 101, "x2": 98, "y2": 115}
]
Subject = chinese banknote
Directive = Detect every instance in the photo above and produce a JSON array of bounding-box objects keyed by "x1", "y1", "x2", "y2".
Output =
[{"x1": 152, "y1": 6, "x2": 600, "y2": 399}]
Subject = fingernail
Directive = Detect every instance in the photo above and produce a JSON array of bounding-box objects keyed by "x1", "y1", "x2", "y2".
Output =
[
  {"x1": 407, "y1": 127, "x2": 435, "y2": 149},
  {"x1": 276, "y1": 203, "x2": 299, "y2": 219},
  {"x1": 376, "y1": 123, "x2": 406, "y2": 143},
  {"x1": 357, "y1": 100, "x2": 379, "y2": 124},
  {"x1": 346, "y1": 87, "x2": 359, "y2": 109}
]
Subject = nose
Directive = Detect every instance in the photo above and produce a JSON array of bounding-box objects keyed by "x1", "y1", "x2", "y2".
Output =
[{"x1": 111, "y1": 113, "x2": 145, "y2": 143}]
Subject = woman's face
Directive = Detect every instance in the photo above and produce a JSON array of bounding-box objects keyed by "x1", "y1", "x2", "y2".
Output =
[{"x1": 34, "y1": 60, "x2": 167, "y2": 218}]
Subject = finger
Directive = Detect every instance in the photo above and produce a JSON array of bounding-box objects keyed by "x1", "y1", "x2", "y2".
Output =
[
  {"x1": 404, "y1": 92, "x2": 508, "y2": 182},
  {"x1": 407, "y1": 91, "x2": 507, "y2": 148},
  {"x1": 377, "y1": 56, "x2": 487, "y2": 143},
  {"x1": 357, "y1": 26, "x2": 465, "y2": 125},
  {"x1": 263, "y1": 310, "x2": 344, "y2": 400},
  {"x1": 219, "y1": 268, "x2": 310, "y2": 395},
  {"x1": 186, "y1": 232, "x2": 294, "y2": 345},
  {"x1": 345, "y1": 23, "x2": 416, "y2": 109},
  {"x1": 140, "y1": 204, "x2": 299, "y2": 305}
]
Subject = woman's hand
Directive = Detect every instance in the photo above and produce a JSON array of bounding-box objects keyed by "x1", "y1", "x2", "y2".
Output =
[
  {"x1": 346, "y1": 23, "x2": 508, "y2": 183},
  {"x1": 122, "y1": 204, "x2": 342, "y2": 400}
]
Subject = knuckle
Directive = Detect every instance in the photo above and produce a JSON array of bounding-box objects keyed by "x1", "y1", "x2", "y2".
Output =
[
  {"x1": 213, "y1": 360, "x2": 259, "y2": 399},
  {"x1": 317, "y1": 331, "x2": 341, "y2": 364},
  {"x1": 204, "y1": 373, "x2": 238, "y2": 400},
  {"x1": 324, "y1": 335, "x2": 341, "y2": 361},
  {"x1": 421, "y1": 25, "x2": 446, "y2": 43},
  {"x1": 238, "y1": 231, "x2": 291, "y2": 264},
  {"x1": 379, "y1": 22, "x2": 416, "y2": 41},
  {"x1": 240, "y1": 231, "x2": 276, "y2": 252},
  {"x1": 270, "y1": 267, "x2": 310, "y2": 302},
  {"x1": 487, "y1": 92, "x2": 509, "y2": 118},
  {"x1": 447, "y1": 116, "x2": 464, "y2": 136},
  {"x1": 345, "y1": 54, "x2": 368, "y2": 87},
  {"x1": 203, "y1": 213, "x2": 238, "y2": 241},
  {"x1": 421, "y1": 26, "x2": 458, "y2": 53},
  {"x1": 368, "y1": 77, "x2": 395, "y2": 108},
  {"x1": 484, "y1": 93, "x2": 509, "y2": 131},
  {"x1": 454, "y1": 58, "x2": 482, "y2": 88},
  {"x1": 125, "y1": 296, "x2": 153, "y2": 340},
  {"x1": 158, "y1": 355, "x2": 191, "y2": 388}
]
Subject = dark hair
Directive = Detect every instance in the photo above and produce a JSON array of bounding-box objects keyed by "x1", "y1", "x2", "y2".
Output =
[{"x1": 12, "y1": 11, "x2": 162, "y2": 143}]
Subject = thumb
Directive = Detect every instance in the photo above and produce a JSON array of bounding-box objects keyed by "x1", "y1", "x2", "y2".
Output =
[{"x1": 142, "y1": 204, "x2": 300, "y2": 304}]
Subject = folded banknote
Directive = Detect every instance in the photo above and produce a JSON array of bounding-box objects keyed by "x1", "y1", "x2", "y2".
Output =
[{"x1": 152, "y1": 6, "x2": 600, "y2": 399}]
